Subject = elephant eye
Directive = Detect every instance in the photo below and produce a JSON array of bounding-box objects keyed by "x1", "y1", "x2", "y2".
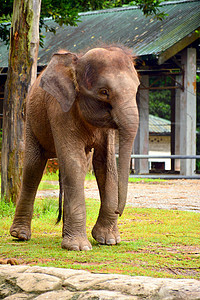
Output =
[{"x1": 99, "y1": 89, "x2": 109, "y2": 99}]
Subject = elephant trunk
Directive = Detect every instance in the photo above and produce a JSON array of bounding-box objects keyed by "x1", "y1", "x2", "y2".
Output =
[{"x1": 113, "y1": 101, "x2": 139, "y2": 216}]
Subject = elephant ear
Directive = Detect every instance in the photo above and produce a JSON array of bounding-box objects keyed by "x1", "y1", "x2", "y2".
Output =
[{"x1": 39, "y1": 51, "x2": 78, "y2": 112}]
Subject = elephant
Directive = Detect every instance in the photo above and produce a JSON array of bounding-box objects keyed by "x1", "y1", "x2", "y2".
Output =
[{"x1": 10, "y1": 45, "x2": 140, "y2": 251}]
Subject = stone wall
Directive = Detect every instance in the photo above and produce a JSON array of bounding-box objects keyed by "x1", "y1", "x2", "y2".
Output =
[{"x1": 0, "y1": 265, "x2": 200, "y2": 299}]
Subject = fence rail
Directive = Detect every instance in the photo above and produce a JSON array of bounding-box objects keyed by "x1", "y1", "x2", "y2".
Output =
[
  {"x1": 130, "y1": 155, "x2": 200, "y2": 159},
  {"x1": 115, "y1": 154, "x2": 200, "y2": 159},
  {"x1": 115, "y1": 154, "x2": 200, "y2": 179},
  {"x1": 129, "y1": 174, "x2": 200, "y2": 179}
]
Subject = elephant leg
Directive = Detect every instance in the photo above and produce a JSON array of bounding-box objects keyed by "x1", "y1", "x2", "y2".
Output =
[
  {"x1": 92, "y1": 131, "x2": 121, "y2": 245},
  {"x1": 10, "y1": 125, "x2": 47, "y2": 241},
  {"x1": 59, "y1": 152, "x2": 92, "y2": 251}
]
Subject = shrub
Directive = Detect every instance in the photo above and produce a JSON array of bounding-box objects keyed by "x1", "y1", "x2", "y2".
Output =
[{"x1": 45, "y1": 159, "x2": 59, "y2": 174}]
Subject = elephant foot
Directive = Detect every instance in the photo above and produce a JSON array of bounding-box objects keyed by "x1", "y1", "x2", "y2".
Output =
[
  {"x1": 61, "y1": 235, "x2": 92, "y2": 251},
  {"x1": 10, "y1": 223, "x2": 31, "y2": 241},
  {"x1": 92, "y1": 223, "x2": 121, "y2": 245}
]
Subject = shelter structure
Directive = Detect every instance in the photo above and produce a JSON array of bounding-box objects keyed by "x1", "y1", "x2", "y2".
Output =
[
  {"x1": 0, "y1": 0, "x2": 199, "y2": 176},
  {"x1": 149, "y1": 115, "x2": 171, "y2": 172}
]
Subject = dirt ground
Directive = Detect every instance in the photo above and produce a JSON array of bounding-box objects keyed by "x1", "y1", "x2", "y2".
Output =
[
  {"x1": 37, "y1": 179, "x2": 200, "y2": 212},
  {"x1": 85, "y1": 179, "x2": 200, "y2": 212}
]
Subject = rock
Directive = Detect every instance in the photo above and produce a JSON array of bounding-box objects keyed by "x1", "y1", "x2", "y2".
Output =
[
  {"x1": 63, "y1": 273, "x2": 122, "y2": 291},
  {"x1": 95, "y1": 276, "x2": 200, "y2": 299},
  {"x1": 34, "y1": 290, "x2": 74, "y2": 299},
  {"x1": 0, "y1": 265, "x2": 29, "y2": 276},
  {"x1": 16, "y1": 273, "x2": 62, "y2": 292},
  {"x1": 25, "y1": 266, "x2": 89, "y2": 280},
  {"x1": 158, "y1": 278, "x2": 200, "y2": 300},
  {"x1": 4, "y1": 293, "x2": 31, "y2": 299},
  {"x1": 0, "y1": 265, "x2": 199, "y2": 300},
  {"x1": 78, "y1": 290, "x2": 138, "y2": 299}
]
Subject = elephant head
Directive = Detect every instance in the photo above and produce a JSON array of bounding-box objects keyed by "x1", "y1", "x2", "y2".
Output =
[{"x1": 40, "y1": 46, "x2": 140, "y2": 216}]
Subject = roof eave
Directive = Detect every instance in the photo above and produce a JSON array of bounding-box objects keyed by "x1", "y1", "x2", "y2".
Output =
[
  {"x1": 157, "y1": 26, "x2": 200, "y2": 65},
  {"x1": 150, "y1": 132, "x2": 171, "y2": 136}
]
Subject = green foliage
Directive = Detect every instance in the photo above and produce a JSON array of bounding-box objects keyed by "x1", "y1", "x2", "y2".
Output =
[
  {"x1": 0, "y1": 199, "x2": 15, "y2": 217},
  {"x1": 33, "y1": 198, "x2": 58, "y2": 219},
  {"x1": 0, "y1": 0, "x2": 13, "y2": 44},
  {"x1": 130, "y1": 0, "x2": 167, "y2": 20},
  {"x1": 149, "y1": 90, "x2": 171, "y2": 120},
  {"x1": 45, "y1": 159, "x2": 59, "y2": 174},
  {"x1": 149, "y1": 76, "x2": 172, "y2": 121},
  {"x1": 102, "y1": 0, "x2": 167, "y2": 20}
]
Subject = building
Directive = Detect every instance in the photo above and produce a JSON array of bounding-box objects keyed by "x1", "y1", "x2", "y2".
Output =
[{"x1": 149, "y1": 114, "x2": 171, "y2": 171}]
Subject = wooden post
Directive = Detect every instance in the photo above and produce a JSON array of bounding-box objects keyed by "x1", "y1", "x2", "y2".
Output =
[{"x1": 1, "y1": 0, "x2": 41, "y2": 202}]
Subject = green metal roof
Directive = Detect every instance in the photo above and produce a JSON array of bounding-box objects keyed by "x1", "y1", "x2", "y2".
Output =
[
  {"x1": 37, "y1": 0, "x2": 200, "y2": 66},
  {"x1": 0, "y1": 0, "x2": 199, "y2": 67},
  {"x1": 149, "y1": 114, "x2": 171, "y2": 135}
]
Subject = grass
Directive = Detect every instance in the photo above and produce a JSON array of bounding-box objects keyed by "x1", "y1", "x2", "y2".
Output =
[
  {"x1": 38, "y1": 181, "x2": 59, "y2": 190},
  {"x1": 38, "y1": 172, "x2": 95, "y2": 190},
  {"x1": 40, "y1": 171, "x2": 165, "y2": 185},
  {"x1": 0, "y1": 172, "x2": 199, "y2": 280}
]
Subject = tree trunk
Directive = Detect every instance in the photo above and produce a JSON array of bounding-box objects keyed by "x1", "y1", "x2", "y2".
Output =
[{"x1": 1, "y1": 0, "x2": 41, "y2": 202}]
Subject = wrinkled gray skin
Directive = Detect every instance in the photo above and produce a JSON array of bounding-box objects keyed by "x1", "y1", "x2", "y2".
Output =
[{"x1": 10, "y1": 46, "x2": 140, "y2": 251}]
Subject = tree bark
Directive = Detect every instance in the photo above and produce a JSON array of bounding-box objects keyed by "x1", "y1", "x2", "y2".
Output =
[{"x1": 1, "y1": 0, "x2": 41, "y2": 202}]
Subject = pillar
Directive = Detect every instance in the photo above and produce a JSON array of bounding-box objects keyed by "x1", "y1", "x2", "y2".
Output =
[
  {"x1": 175, "y1": 75, "x2": 181, "y2": 171},
  {"x1": 180, "y1": 48, "x2": 196, "y2": 176},
  {"x1": 134, "y1": 75, "x2": 149, "y2": 174}
]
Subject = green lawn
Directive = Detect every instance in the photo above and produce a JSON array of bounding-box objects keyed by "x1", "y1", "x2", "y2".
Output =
[
  {"x1": 0, "y1": 184, "x2": 199, "y2": 279},
  {"x1": 38, "y1": 172, "x2": 164, "y2": 190}
]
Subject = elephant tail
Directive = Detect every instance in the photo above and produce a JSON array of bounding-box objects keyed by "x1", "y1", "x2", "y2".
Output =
[{"x1": 56, "y1": 170, "x2": 63, "y2": 224}]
